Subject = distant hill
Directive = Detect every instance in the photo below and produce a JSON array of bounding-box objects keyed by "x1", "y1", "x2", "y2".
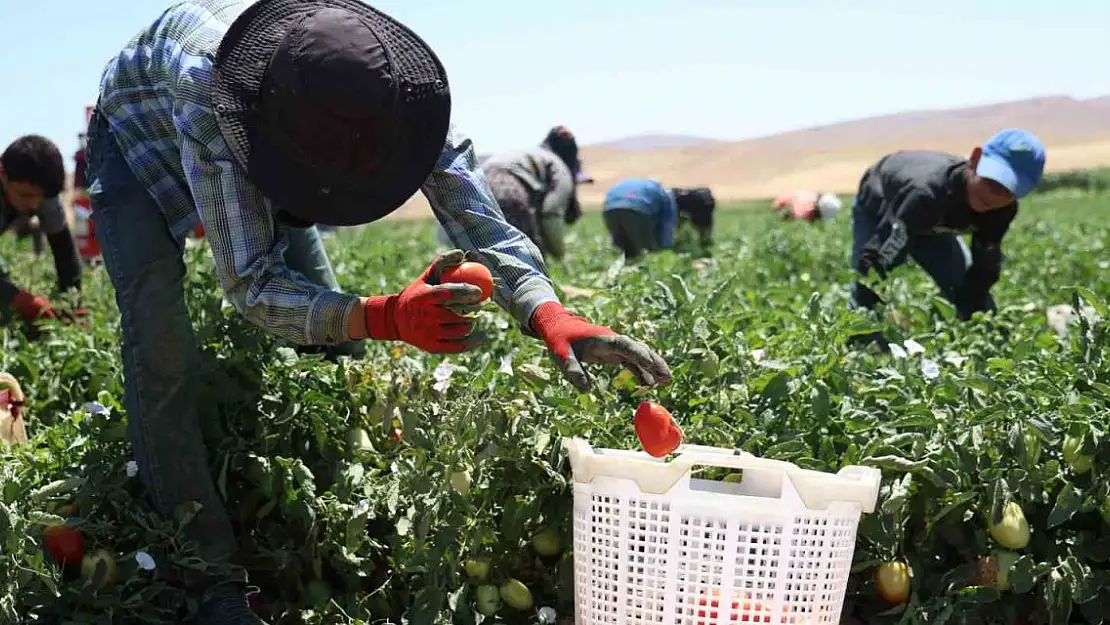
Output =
[
  {"x1": 65, "y1": 95, "x2": 1103, "y2": 223},
  {"x1": 566, "y1": 95, "x2": 1110, "y2": 207},
  {"x1": 584, "y1": 134, "x2": 718, "y2": 151}
]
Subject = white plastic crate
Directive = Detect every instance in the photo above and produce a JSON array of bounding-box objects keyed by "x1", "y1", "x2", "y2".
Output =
[{"x1": 562, "y1": 438, "x2": 881, "y2": 625}]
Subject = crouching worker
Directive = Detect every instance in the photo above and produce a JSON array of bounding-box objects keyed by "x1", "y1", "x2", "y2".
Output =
[
  {"x1": 849, "y1": 128, "x2": 1046, "y2": 337},
  {"x1": 771, "y1": 190, "x2": 842, "y2": 222},
  {"x1": 478, "y1": 125, "x2": 593, "y2": 261},
  {"x1": 89, "y1": 1, "x2": 671, "y2": 621},
  {"x1": 604, "y1": 178, "x2": 714, "y2": 259},
  {"x1": 0, "y1": 135, "x2": 83, "y2": 337}
]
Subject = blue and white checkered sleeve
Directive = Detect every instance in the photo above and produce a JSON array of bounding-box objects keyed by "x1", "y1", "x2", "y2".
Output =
[
  {"x1": 421, "y1": 125, "x2": 559, "y2": 329},
  {"x1": 174, "y1": 106, "x2": 358, "y2": 346}
]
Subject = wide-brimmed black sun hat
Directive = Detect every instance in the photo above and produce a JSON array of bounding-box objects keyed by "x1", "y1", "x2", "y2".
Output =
[{"x1": 212, "y1": 0, "x2": 451, "y2": 226}]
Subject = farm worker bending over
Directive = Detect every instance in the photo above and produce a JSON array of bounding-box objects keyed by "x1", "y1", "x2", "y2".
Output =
[
  {"x1": 603, "y1": 178, "x2": 716, "y2": 258},
  {"x1": 0, "y1": 135, "x2": 83, "y2": 335},
  {"x1": 850, "y1": 128, "x2": 1046, "y2": 326},
  {"x1": 437, "y1": 125, "x2": 594, "y2": 259},
  {"x1": 480, "y1": 126, "x2": 592, "y2": 261},
  {"x1": 88, "y1": 0, "x2": 671, "y2": 620},
  {"x1": 771, "y1": 190, "x2": 842, "y2": 222}
]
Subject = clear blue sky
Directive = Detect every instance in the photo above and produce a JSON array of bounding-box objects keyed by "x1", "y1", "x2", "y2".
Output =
[{"x1": 2, "y1": 0, "x2": 1107, "y2": 163}]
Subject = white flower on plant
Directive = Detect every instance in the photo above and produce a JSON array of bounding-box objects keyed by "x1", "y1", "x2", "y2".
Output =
[
  {"x1": 921, "y1": 358, "x2": 940, "y2": 380},
  {"x1": 494, "y1": 316, "x2": 510, "y2": 330},
  {"x1": 537, "y1": 606, "x2": 557, "y2": 624},
  {"x1": 903, "y1": 339, "x2": 925, "y2": 355},
  {"x1": 356, "y1": 499, "x2": 370, "y2": 515},
  {"x1": 888, "y1": 343, "x2": 908, "y2": 359},
  {"x1": 135, "y1": 551, "x2": 156, "y2": 571},
  {"x1": 944, "y1": 352, "x2": 967, "y2": 367},
  {"x1": 433, "y1": 361, "x2": 456, "y2": 382},
  {"x1": 84, "y1": 402, "x2": 110, "y2": 416},
  {"x1": 432, "y1": 361, "x2": 456, "y2": 392},
  {"x1": 1099, "y1": 260, "x2": 1109, "y2": 270},
  {"x1": 750, "y1": 348, "x2": 765, "y2": 362},
  {"x1": 126, "y1": 460, "x2": 139, "y2": 477},
  {"x1": 498, "y1": 354, "x2": 513, "y2": 376}
]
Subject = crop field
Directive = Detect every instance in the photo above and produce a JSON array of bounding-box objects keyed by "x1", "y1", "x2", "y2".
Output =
[{"x1": 0, "y1": 185, "x2": 1108, "y2": 625}]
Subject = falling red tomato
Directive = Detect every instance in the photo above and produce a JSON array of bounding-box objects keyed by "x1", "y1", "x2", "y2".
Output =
[{"x1": 634, "y1": 401, "x2": 683, "y2": 457}]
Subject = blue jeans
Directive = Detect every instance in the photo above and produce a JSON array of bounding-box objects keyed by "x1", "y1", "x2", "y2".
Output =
[
  {"x1": 85, "y1": 113, "x2": 361, "y2": 577},
  {"x1": 849, "y1": 200, "x2": 994, "y2": 314}
]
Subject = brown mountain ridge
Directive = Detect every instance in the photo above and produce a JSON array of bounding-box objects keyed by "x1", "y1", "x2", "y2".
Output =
[{"x1": 390, "y1": 95, "x2": 1110, "y2": 219}]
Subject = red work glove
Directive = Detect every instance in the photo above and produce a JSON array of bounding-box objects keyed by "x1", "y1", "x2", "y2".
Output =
[
  {"x1": 11, "y1": 291, "x2": 56, "y2": 322},
  {"x1": 365, "y1": 250, "x2": 486, "y2": 353},
  {"x1": 531, "y1": 301, "x2": 672, "y2": 392}
]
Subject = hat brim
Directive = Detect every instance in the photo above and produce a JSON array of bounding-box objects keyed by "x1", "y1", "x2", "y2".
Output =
[
  {"x1": 975, "y1": 155, "x2": 1020, "y2": 197},
  {"x1": 212, "y1": 0, "x2": 451, "y2": 226}
]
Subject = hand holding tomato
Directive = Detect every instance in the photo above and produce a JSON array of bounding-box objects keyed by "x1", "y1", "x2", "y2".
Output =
[{"x1": 364, "y1": 250, "x2": 487, "y2": 353}]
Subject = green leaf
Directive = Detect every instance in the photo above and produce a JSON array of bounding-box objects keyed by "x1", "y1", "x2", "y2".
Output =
[
  {"x1": 1009, "y1": 555, "x2": 1038, "y2": 594},
  {"x1": 1044, "y1": 568, "x2": 1073, "y2": 625},
  {"x1": 1071, "y1": 286, "x2": 1109, "y2": 318},
  {"x1": 1047, "y1": 487, "x2": 1084, "y2": 528},
  {"x1": 1060, "y1": 555, "x2": 1100, "y2": 604}
]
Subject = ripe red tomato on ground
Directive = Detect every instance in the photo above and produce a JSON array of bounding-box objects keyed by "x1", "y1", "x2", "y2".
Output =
[
  {"x1": 440, "y1": 262, "x2": 494, "y2": 301},
  {"x1": 634, "y1": 401, "x2": 683, "y2": 457},
  {"x1": 43, "y1": 524, "x2": 84, "y2": 565}
]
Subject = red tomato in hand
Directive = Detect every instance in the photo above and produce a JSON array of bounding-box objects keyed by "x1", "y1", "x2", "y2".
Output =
[
  {"x1": 440, "y1": 262, "x2": 494, "y2": 301},
  {"x1": 634, "y1": 401, "x2": 683, "y2": 457},
  {"x1": 43, "y1": 524, "x2": 85, "y2": 565}
]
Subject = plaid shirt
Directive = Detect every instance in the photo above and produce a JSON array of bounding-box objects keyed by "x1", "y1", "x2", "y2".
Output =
[
  {"x1": 481, "y1": 146, "x2": 575, "y2": 220},
  {"x1": 96, "y1": 0, "x2": 556, "y2": 346}
]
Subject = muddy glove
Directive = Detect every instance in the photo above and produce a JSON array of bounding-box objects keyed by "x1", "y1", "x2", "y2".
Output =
[
  {"x1": 365, "y1": 251, "x2": 486, "y2": 353},
  {"x1": 856, "y1": 245, "x2": 888, "y2": 280},
  {"x1": 531, "y1": 301, "x2": 672, "y2": 392},
  {"x1": 954, "y1": 284, "x2": 997, "y2": 322}
]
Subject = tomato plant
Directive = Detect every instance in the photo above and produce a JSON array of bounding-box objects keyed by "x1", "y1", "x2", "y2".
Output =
[{"x1": 0, "y1": 183, "x2": 1109, "y2": 624}]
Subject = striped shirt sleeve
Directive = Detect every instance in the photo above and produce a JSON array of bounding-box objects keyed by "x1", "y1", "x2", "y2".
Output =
[
  {"x1": 174, "y1": 106, "x2": 358, "y2": 346},
  {"x1": 423, "y1": 126, "x2": 559, "y2": 329}
]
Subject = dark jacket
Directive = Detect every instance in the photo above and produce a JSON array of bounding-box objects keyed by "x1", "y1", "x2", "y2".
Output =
[{"x1": 857, "y1": 150, "x2": 1015, "y2": 301}]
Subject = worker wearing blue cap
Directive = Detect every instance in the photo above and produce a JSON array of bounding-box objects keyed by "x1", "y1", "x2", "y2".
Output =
[{"x1": 848, "y1": 128, "x2": 1047, "y2": 337}]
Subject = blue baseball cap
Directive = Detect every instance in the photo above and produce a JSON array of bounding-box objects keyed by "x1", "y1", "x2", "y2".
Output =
[{"x1": 975, "y1": 128, "x2": 1046, "y2": 199}]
